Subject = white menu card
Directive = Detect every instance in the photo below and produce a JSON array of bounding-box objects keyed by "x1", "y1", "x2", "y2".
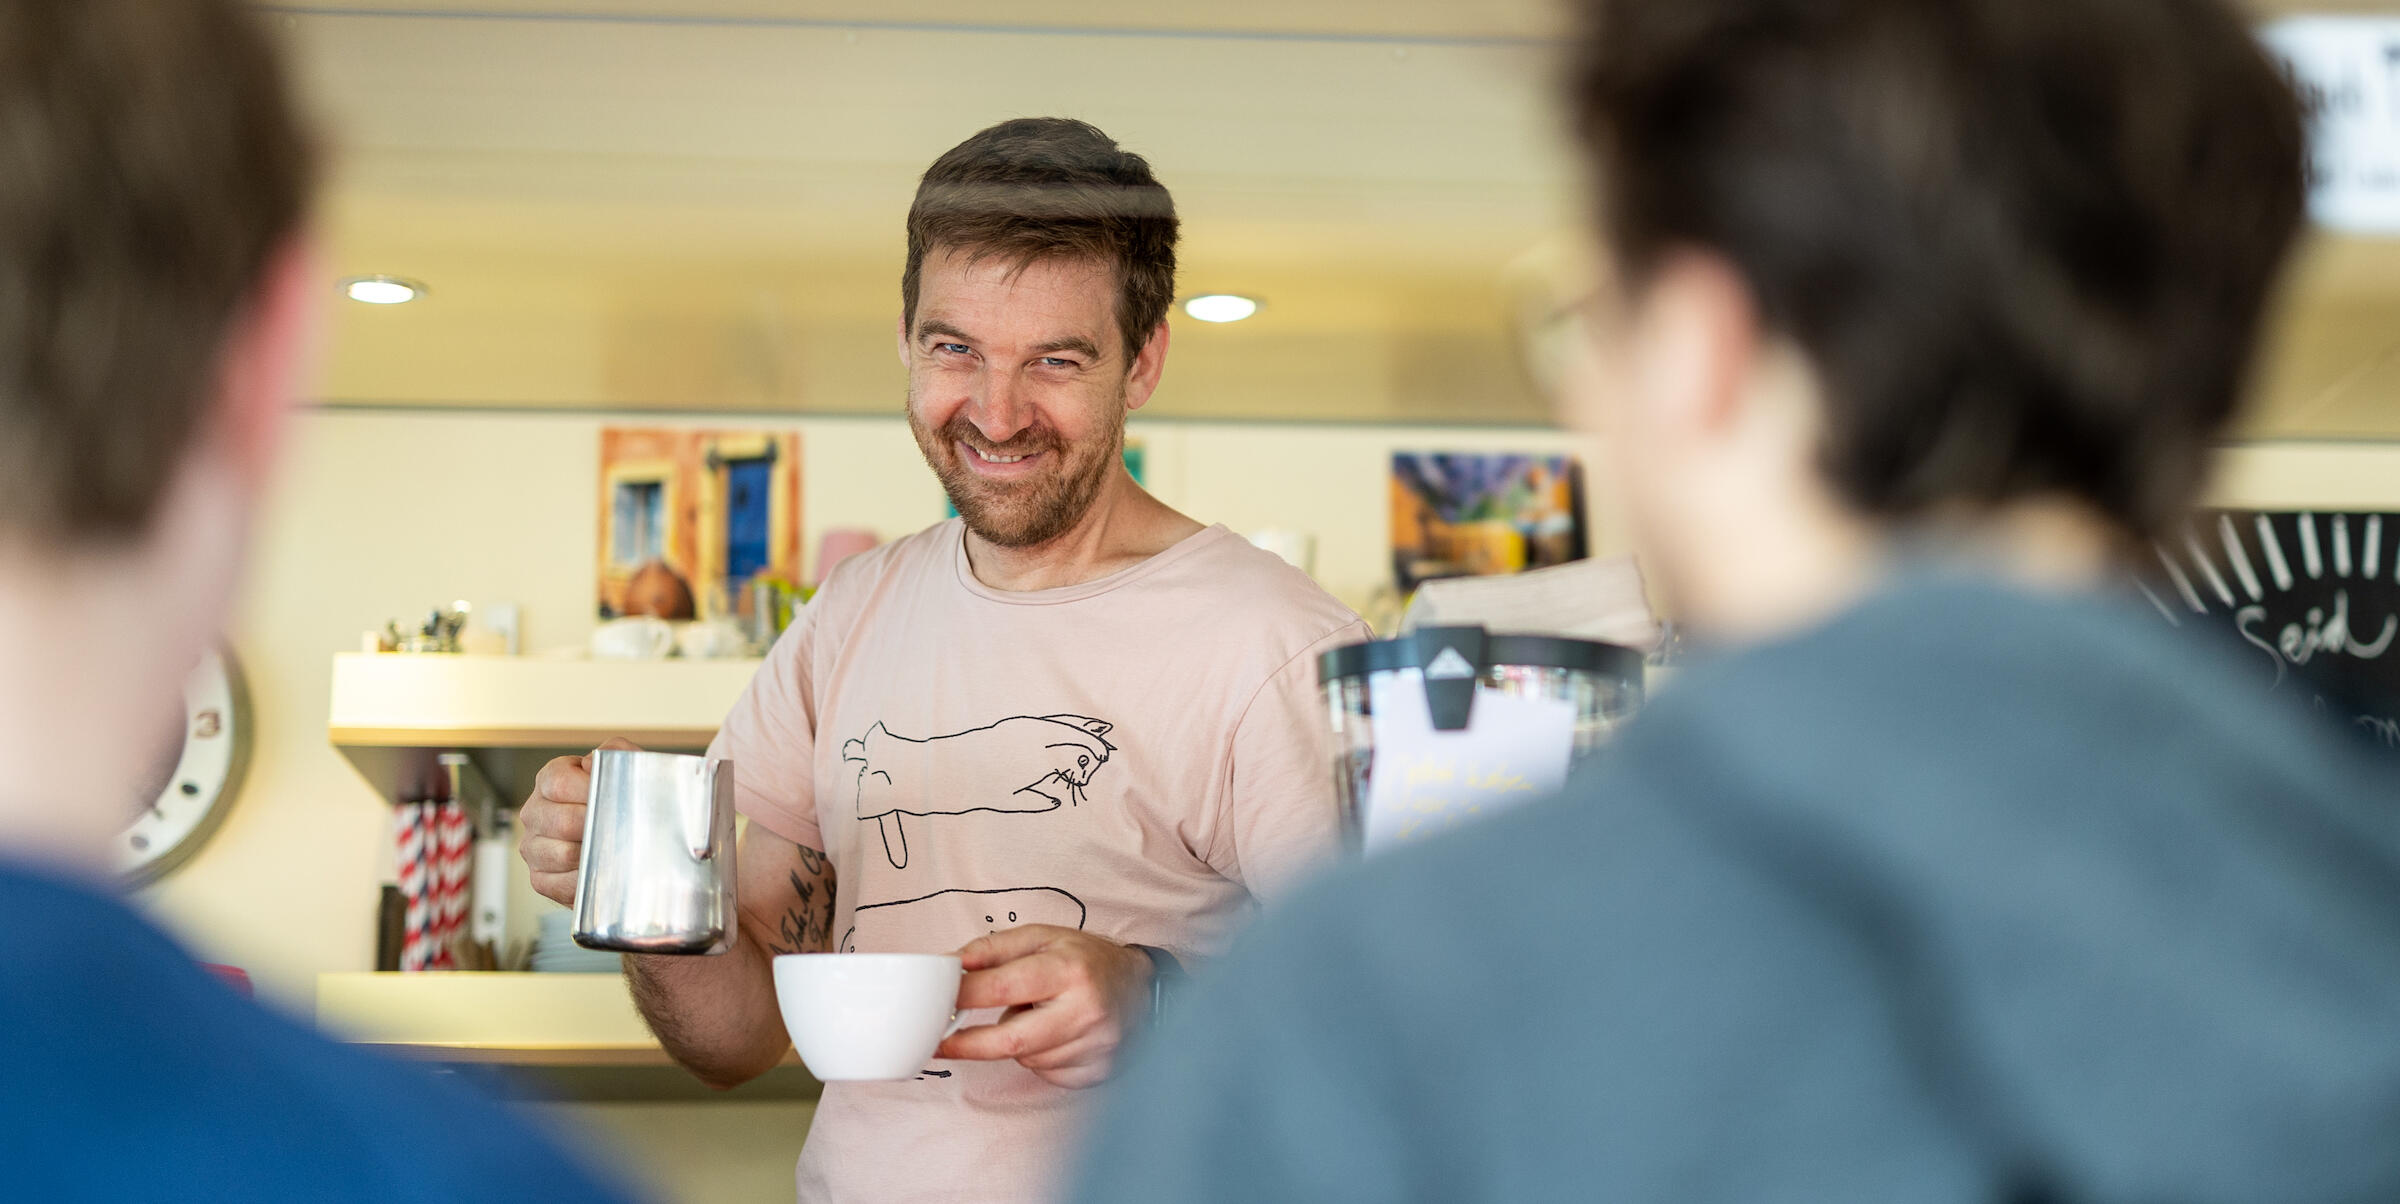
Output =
[{"x1": 1361, "y1": 673, "x2": 1577, "y2": 855}]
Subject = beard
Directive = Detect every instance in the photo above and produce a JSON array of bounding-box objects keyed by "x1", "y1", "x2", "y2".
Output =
[{"x1": 909, "y1": 393, "x2": 1125, "y2": 549}]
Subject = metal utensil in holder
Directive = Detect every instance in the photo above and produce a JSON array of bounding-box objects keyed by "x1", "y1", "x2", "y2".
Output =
[{"x1": 1318, "y1": 626, "x2": 1643, "y2": 854}]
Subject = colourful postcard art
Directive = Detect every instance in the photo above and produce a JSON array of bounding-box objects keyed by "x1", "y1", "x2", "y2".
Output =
[
  {"x1": 598, "y1": 428, "x2": 802, "y2": 619},
  {"x1": 1390, "y1": 453, "x2": 1586, "y2": 592}
]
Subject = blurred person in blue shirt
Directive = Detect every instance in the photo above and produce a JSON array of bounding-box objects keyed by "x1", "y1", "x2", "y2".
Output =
[
  {"x1": 1075, "y1": 1, "x2": 2400, "y2": 1201},
  {"x1": 0, "y1": 3, "x2": 636, "y2": 1199}
]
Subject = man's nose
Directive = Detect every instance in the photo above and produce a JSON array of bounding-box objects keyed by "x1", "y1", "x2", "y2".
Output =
[{"x1": 965, "y1": 371, "x2": 1032, "y2": 444}]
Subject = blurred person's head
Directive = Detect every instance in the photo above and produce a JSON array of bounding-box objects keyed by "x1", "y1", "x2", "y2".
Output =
[
  {"x1": 0, "y1": 0, "x2": 315, "y2": 861},
  {"x1": 898, "y1": 118, "x2": 1177, "y2": 549},
  {"x1": 1559, "y1": 0, "x2": 2305, "y2": 639}
]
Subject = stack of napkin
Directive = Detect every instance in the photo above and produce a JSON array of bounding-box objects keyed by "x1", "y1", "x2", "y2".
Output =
[{"x1": 1400, "y1": 555, "x2": 1661, "y2": 651}]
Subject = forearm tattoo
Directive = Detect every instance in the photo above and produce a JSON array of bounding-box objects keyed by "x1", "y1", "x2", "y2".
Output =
[{"x1": 768, "y1": 847, "x2": 836, "y2": 955}]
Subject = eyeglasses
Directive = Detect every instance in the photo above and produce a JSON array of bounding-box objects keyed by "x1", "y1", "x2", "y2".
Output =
[{"x1": 1500, "y1": 236, "x2": 1605, "y2": 412}]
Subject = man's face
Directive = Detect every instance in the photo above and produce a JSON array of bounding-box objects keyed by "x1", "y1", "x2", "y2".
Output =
[{"x1": 904, "y1": 248, "x2": 1132, "y2": 549}]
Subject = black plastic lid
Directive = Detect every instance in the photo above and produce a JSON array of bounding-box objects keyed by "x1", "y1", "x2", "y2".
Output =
[
  {"x1": 1318, "y1": 626, "x2": 1643, "y2": 683},
  {"x1": 1316, "y1": 625, "x2": 1643, "y2": 732}
]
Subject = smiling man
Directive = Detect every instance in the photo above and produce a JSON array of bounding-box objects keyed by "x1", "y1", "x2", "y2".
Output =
[{"x1": 518, "y1": 117, "x2": 1366, "y2": 1203}]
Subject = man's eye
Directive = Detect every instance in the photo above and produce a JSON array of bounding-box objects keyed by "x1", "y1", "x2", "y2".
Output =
[
  {"x1": 1037, "y1": 357, "x2": 1078, "y2": 369},
  {"x1": 934, "y1": 342, "x2": 971, "y2": 356}
]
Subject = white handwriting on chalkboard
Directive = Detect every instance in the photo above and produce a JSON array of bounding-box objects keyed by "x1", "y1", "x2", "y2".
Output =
[
  {"x1": 2360, "y1": 715, "x2": 2400, "y2": 749},
  {"x1": 2237, "y1": 590, "x2": 2397, "y2": 686}
]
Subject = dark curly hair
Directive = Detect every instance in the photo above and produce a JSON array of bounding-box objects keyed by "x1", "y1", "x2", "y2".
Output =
[{"x1": 1568, "y1": 0, "x2": 2306, "y2": 538}]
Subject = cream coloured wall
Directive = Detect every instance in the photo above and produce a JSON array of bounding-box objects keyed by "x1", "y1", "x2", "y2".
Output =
[
  {"x1": 2212, "y1": 442, "x2": 2400, "y2": 511},
  {"x1": 135, "y1": 413, "x2": 2400, "y2": 1003},
  {"x1": 123, "y1": 408, "x2": 2397, "y2": 1201},
  {"x1": 134, "y1": 406, "x2": 1610, "y2": 1001},
  {"x1": 120, "y1": 406, "x2": 1612, "y2": 1202}
]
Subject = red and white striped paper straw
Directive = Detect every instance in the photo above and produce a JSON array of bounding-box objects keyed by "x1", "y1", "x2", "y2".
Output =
[{"x1": 395, "y1": 802, "x2": 429, "y2": 972}]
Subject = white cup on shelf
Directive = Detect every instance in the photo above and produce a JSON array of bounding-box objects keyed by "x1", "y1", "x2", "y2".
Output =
[{"x1": 590, "y1": 617, "x2": 674, "y2": 660}]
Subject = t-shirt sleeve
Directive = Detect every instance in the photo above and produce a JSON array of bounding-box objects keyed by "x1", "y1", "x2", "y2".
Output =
[
  {"x1": 710, "y1": 596, "x2": 823, "y2": 850},
  {"x1": 1210, "y1": 620, "x2": 1373, "y2": 903}
]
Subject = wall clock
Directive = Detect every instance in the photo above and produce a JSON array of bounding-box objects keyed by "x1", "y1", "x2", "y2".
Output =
[{"x1": 121, "y1": 646, "x2": 253, "y2": 884}]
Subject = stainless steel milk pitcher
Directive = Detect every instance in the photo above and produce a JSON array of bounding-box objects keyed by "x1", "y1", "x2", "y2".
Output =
[{"x1": 572, "y1": 750, "x2": 737, "y2": 955}]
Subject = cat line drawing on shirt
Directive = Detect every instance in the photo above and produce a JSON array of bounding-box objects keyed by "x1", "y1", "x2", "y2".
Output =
[
  {"x1": 834, "y1": 886, "x2": 1091, "y2": 1083},
  {"x1": 842, "y1": 713, "x2": 1117, "y2": 869},
  {"x1": 836, "y1": 885, "x2": 1089, "y2": 954}
]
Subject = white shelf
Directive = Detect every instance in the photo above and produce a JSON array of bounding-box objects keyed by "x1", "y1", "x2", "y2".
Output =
[
  {"x1": 327, "y1": 653, "x2": 763, "y2": 807},
  {"x1": 317, "y1": 971, "x2": 810, "y2": 1097},
  {"x1": 329, "y1": 653, "x2": 762, "y2": 750},
  {"x1": 318, "y1": 659, "x2": 813, "y2": 1101},
  {"x1": 319, "y1": 970, "x2": 656, "y2": 1055}
]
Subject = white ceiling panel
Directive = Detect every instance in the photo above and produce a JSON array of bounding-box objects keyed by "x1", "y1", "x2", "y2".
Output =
[{"x1": 263, "y1": 1, "x2": 2400, "y2": 433}]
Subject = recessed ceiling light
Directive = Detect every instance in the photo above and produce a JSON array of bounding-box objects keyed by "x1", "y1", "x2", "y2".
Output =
[
  {"x1": 1183, "y1": 294, "x2": 1259, "y2": 323},
  {"x1": 342, "y1": 275, "x2": 425, "y2": 305}
]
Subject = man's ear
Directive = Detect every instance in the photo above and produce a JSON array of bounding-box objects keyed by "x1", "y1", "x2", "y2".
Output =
[
  {"x1": 1629, "y1": 250, "x2": 1761, "y2": 443},
  {"x1": 210, "y1": 234, "x2": 319, "y2": 488},
  {"x1": 1123, "y1": 320, "x2": 1171, "y2": 412},
  {"x1": 896, "y1": 314, "x2": 911, "y2": 370}
]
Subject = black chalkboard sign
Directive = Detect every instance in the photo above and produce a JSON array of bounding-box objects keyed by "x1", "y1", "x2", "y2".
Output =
[{"x1": 2145, "y1": 511, "x2": 2400, "y2": 752}]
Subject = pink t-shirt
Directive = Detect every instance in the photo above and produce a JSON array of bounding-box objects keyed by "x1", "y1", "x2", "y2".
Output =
[{"x1": 711, "y1": 518, "x2": 1368, "y2": 1203}]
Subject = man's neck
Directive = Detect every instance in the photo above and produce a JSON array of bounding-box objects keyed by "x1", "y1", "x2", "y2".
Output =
[
  {"x1": 963, "y1": 471, "x2": 1206, "y2": 593},
  {"x1": 0, "y1": 551, "x2": 200, "y2": 878},
  {"x1": 1671, "y1": 496, "x2": 2124, "y2": 647}
]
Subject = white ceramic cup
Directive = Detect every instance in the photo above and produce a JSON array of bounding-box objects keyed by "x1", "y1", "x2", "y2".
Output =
[
  {"x1": 590, "y1": 616, "x2": 674, "y2": 660},
  {"x1": 674, "y1": 618, "x2": 748, "y2": 660},
  {"x1": 773, "y1": 953, "x2": 965, "y2": 1081}
]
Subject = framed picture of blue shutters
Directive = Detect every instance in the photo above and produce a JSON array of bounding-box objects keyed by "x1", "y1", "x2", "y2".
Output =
[{"x1": 599, "y1": 427, "x2": 802, "y2": 619}]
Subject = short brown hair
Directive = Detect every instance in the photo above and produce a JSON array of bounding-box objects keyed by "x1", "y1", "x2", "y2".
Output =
[
  {"x1": 1569, "y1": 0, "x2": 2306, "y2": 538},
  {"x1": 0, "y1": 0, "x2": 315, "y2": 544},
  {"x1": 903, "y1": 118, "x2": 1179, "y2": 361}
]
